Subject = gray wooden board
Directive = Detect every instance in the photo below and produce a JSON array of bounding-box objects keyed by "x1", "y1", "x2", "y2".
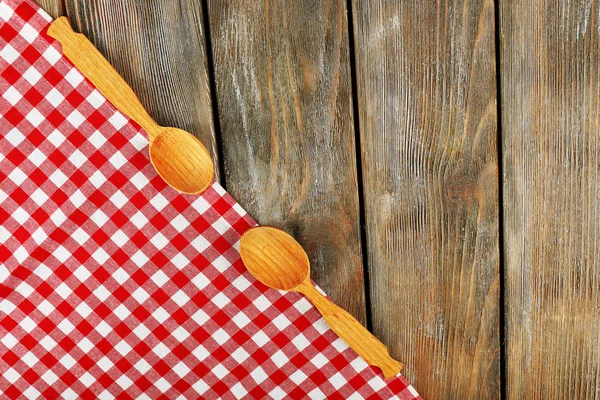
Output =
[
  {"x1": 351, "y1": 0, "x2": 502, "y2": 397},
  {"x1": 500, "y1": 0, "x2": 600, "y2": 398},
  {"x1": 206, "y1": 0, "x2": 367, "y2": 323}
]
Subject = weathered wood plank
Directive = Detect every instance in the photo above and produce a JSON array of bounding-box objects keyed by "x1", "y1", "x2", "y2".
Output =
[
  {"x1": 62, "y1": 0, "x2": 220, "y2": 180},
  {"x1": 207, "y1": 0, "x2": 367, "y2": 322},
  {"x1": 35, "y1": 0, "x2": 64, "y2": 19},
  {"x1": 351, "y1": 0, "x2": 501, "y2": 397},
  {"x1": 500, "y1": 0, "x2": 600, "y2": 398}
]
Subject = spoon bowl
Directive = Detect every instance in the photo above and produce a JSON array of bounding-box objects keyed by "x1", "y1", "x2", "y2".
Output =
[
  {"x1": 240, "y1": 226, "x2": 403, "y2": 379},
  {"x1": 149, "y1": 127, "x2": 214, "y2": 194},
  {"x1": 240, "y1": 226, "x2": 309, "y2": 291}
]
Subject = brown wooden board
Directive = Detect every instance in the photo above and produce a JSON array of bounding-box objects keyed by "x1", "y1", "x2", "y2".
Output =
[
  {"x1": 500, "y1": 0, "x2": 600, "y2": 398},
  {"x1": 35, "y1": 0, "x2": 63, "y2": 19},
  {"x1": 206, "y1": 0, "x2": 367, "y2": 323},
  {"x1": 351, "y1": 0, "x2": 502, "y2": 397},
  {"x1": 62, "y1": 0, "x2": 220, "y2": 181}
]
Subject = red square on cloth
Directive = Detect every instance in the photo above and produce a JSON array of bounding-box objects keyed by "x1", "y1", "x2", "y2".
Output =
[{"x1": 0, "y1": 0, "x2": 420, "y2": 398}]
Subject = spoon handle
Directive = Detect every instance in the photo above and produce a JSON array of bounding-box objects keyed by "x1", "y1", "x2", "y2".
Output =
[
  {"x1": 297, "y1": 281, "x2": 403, "y2": 379},
  {"x1": 47, "y1": 17, "x2": 161, "y2": 139}
]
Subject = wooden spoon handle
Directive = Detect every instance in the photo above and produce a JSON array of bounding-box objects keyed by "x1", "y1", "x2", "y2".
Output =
[
  {"x1": 47, "y1": 17, "x2": 161, "y2": 140},
  {"x1": 298, "y1": 281, "x2": 403, "y2": 379}
]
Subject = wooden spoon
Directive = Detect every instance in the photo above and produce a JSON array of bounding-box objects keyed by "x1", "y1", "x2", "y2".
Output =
[
  {"x1": 240, "y1": 226, "x2": 403, "y2": 379},
  {"x1": 47, "y1": 17, "x2": 214, "y2": 195}
]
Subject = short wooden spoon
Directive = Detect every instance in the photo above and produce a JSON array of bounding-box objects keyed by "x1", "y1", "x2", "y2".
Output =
[
  {"x1": 240, "y1": 226, "x2": 403, "y2": 379},
  {"x1": 47, "y1": 17, "x2": 214, "y2": 195}
]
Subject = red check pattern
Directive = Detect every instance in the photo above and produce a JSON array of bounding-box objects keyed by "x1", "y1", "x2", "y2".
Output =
[{"x1": 0, "y1": 0, "x2": 420, "y2": 398}]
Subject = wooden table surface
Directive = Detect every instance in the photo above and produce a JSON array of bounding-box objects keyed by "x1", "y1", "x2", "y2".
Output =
[{"x1": 35, "y1": 1, "x2": 600, "y2": 398}]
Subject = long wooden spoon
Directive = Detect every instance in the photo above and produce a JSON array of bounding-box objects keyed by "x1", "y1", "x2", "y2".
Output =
[
  {"x1": 47, "y1": 17, "x2": 214, "y2": 195},
  {"x1": 240, "y1": 226, "x2": 403, "y2": 379}
]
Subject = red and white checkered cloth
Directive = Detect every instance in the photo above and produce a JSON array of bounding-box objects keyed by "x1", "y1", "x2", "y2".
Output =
[{"x1": 0, "y1": 0, "x2": 420, "y2": 398}]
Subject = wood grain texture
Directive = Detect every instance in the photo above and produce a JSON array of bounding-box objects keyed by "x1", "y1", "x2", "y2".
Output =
[
  {"x1": 500, "y1": 0, "x2": 600, "y2": 398},
  {"x1": 61, "y1": 0, "x2": 220, "y2": 180},
  {"x1": 34, "y1": 0, "x2": 63, "y2": 19},
  {"x1": 207, "y1": 0, "x2": 367, "y2": 322},
  {"x1": 352, "y1": 0, "x2": 501, "y2": 397}
]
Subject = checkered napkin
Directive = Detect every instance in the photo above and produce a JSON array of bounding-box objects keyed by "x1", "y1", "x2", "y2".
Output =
[{"x1": 0, "y1": 0, "x2": 420, "y2": 398}]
